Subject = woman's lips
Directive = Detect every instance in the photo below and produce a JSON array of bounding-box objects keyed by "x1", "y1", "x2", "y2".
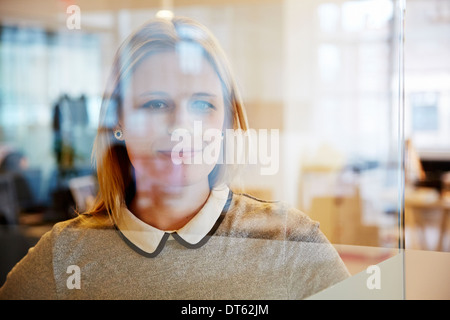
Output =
[{"x1": 158, "y1": 149, "x2": 203, "y2": 159}]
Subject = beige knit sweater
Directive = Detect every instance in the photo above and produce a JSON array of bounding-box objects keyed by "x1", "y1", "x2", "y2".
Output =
[{"x1": 0, "y1": 193, "x2": 349, "y2": 299}]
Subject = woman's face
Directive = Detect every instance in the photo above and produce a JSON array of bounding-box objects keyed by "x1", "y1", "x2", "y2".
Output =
[{"x1": 121, "y1": 50, "x2": 225, "y2": 188}]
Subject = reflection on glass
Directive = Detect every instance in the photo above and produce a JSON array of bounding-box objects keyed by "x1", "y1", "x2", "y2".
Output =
[
  {"x1": 0, "y1": 15, "x2": 351, "y2": 300},
  {"x1": 0, "y1": 0, "x2": 421, "y2": 301}
]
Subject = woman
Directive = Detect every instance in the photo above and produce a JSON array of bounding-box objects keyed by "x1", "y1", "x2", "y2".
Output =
[{"x1": 0, "y1": 16, "x2": 349, "y2": 299}]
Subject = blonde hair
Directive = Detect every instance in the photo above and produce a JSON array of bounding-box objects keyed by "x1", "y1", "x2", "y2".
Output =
[{"x1": 88, "y1": 17, "x2": 248, "y2": 216}]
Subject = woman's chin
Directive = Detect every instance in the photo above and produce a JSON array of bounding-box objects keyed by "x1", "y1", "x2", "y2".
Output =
[{"x1": 134, "y1": 162, "x2": 215, "y2": 189}]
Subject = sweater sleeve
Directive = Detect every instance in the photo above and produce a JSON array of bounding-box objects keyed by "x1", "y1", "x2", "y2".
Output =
[
  {"x1": 284, "y1": 207, "x2": 351, "y2": 299},
  {"x1": 0, "y1": 229, "x2": 57, "y2": 299}
]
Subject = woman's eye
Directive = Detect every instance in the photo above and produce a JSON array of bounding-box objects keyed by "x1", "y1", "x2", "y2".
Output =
[
  {"x1": 141, "y1": 100, "x2": 168, "y2": 110},
  {"x1": 190, "y1": 100, "x2": 215, "y2": 112}
]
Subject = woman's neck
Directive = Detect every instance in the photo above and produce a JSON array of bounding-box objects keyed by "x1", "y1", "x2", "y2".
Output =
[{"x1": 129, "y1": 179, "x2": 211, "y2": 231}]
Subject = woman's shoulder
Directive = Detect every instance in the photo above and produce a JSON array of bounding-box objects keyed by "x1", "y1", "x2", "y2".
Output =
[
  {"x1": 230, "y1": 192, "x2": 315, "y2": 224},
  {"x1": 46, "y1": 211, "x2": 114, "y2": 242},
  {"x1": 221, "y1": 192, "x2": 324, "y2": 242}
]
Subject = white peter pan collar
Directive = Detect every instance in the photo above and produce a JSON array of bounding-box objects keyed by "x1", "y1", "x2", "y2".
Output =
[{"x1": 114, "y1": 185, "x2": 232, "y2": 257}]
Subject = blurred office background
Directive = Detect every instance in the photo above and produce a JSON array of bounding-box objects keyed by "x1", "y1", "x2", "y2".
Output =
[{"x1": 0, "y1": 0, "x2": 449, "y2": 284}]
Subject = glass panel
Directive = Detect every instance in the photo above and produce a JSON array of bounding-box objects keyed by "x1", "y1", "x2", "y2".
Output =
[
  {"x1": 0, "y1": 0, "x2": 414, "y2": 301},
  {"x1": 274, "y1": 0, "x2": 405, "y2": 299}
]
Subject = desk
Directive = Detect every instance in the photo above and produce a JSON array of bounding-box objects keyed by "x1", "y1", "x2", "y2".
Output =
[
  {"x1": 405, "y1": 198, "x2": 450, "y2": 251},
  {"x1": 405, "y1": 249, "x2": 450, "y2": 300},
  {"x1": 309, "y1": 248, "x2": 450, "y2": 300}
]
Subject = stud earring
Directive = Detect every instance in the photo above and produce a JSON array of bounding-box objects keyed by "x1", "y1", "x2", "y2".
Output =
[{"x1": 114, "y1": 129, "x2": 124, "y2": 141}]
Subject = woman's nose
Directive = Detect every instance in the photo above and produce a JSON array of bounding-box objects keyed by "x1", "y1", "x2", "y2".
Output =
[{"x1": 166, "y1": 102, "x2": 193, "y2": 135}]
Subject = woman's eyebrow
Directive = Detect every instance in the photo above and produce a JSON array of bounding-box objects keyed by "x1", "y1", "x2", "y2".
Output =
[
  {"x1": 137, "y1": 91, "x2": 218, "y2": 99},
  {"x1": 139, "y1": 91, "x2": 170, "y2": 97},
  {"x1": 192, "y1": 92, "x2": 217, "y2": 98}
]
